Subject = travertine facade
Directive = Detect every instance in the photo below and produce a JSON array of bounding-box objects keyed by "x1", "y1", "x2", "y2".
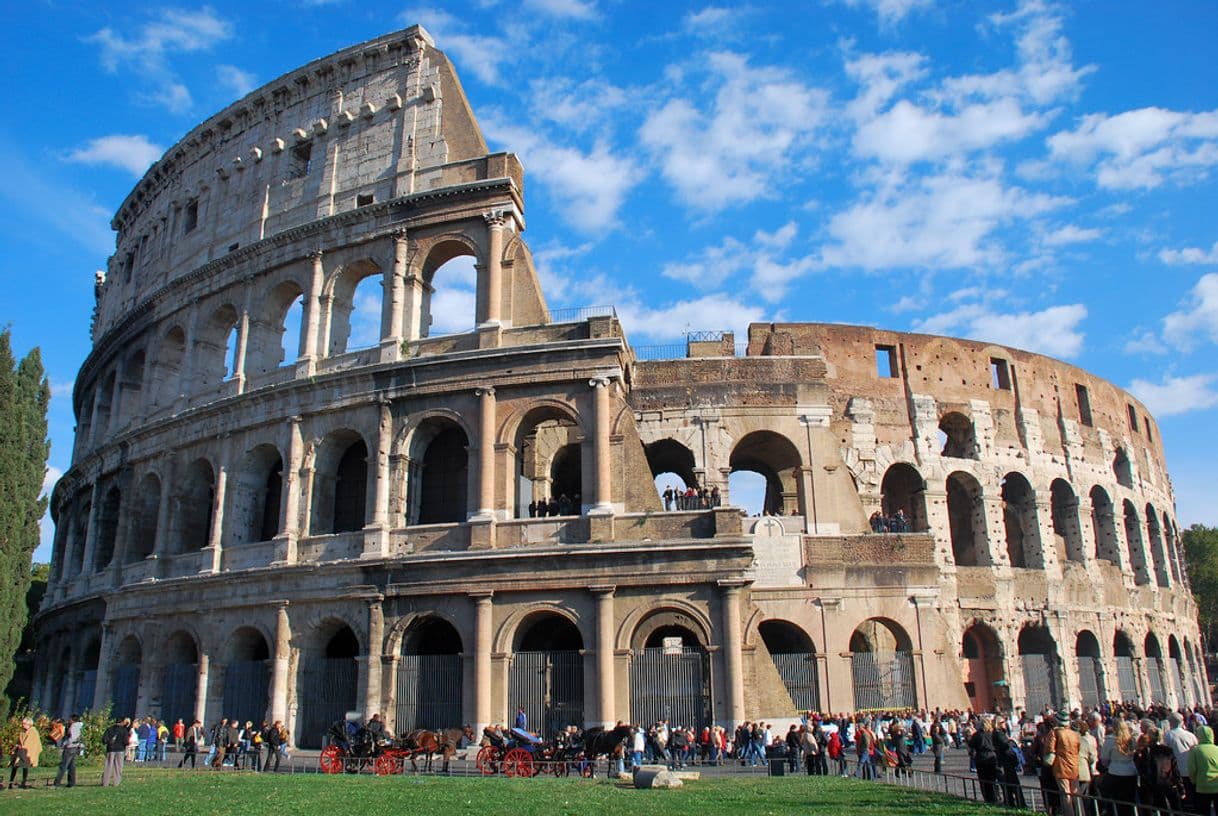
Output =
[{"x1": 33, "y1": 27, "x2": 1206, "y2": 746}]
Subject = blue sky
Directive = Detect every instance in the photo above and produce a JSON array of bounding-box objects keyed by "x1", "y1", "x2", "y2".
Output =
[{"x1": 3, "y1": 0, "x2": 1217, "y2": 560}]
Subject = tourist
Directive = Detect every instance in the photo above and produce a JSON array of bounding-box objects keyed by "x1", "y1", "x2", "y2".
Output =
[
  {"x1": 969, "y1": 717, "x2": 999, "y2": 803},
  {"x1": 6, "y1": 717, "x2": 42, "y2": 790},
  {"x1": 1187, "y1": 725, "x2": 1218, "y2": 816},
  {"x1": 54, "y1": 713, "x2": 83, "y2": 788},
  {"x1": 173, "y1": 718, "x2": 185, "y2": 753},
  {"x1": 1098, "y1": 718, "x2": 1139, "y2": 816},
  {"x1": 1134, "y1": 721, "x2": 1184, "y2": 812},
  {"x1": 1165, "y1": 711, "x2": 1199, "y2": 805},
  {"x1": 102, "y1": 716, "x2": 129, "y2": 786},
  {"x1": 1046, "y1": 710, "x2": 1081, "y2": 815},
  {"x1": 179, "y1": 719, "x2": 203, "y2": 769},
  {"x1": 1073, "y1": 719, "x2": 1098, "y2": 816}
]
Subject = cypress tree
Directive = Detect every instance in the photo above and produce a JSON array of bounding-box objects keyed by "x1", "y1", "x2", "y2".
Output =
[{"x1": 0, "y1": 329, "x2": 50, "y2": 718}]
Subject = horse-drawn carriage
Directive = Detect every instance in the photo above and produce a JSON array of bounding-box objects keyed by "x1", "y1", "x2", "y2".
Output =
[
  {"x1": 474, "y1": 725, "x2": 632, "y2": 778},
  {"x1": 318, "y1": 721, "x2": 464, "y2": 775}
]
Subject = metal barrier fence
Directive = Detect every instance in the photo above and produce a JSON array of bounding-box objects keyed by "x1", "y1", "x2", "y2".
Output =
[{"x1": 548, "y1": 305, "x2": 617, "y2": 323}]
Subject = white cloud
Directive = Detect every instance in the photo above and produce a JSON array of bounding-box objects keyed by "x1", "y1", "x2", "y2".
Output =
[
  {"x1": 1123, "y1": 329, "x2": 1167, "y2": 356},
  {"x1": 404, "y1": 8, "x2": 514, "y2": 85},
  {"x1": 684, "y1": 6, "x2": 734, "y2": 30},
  {"x1": 528, "y1": 77, "x2": 628, "y2": 132},
  {"x1": 618, "y1": 293, "x2": 770, "y2": 343},
  {"x1": 41, "y1": 465, "x2": 63, "y2": 501},
  {"x1": 525, "y1": 0, "x2": 596, "y2": 19},
  {"x1": 1047, "y1": 107, "x2": 1218, "y2": 190},
  {"x1": 66, "y1": 134, "x2": 164, "y2": 177},
  {"x1": 838, "y1": 0, "x2": 932, "y2": 26},
  {"x1": 853, "y1": 97, "x2": 1047, "y2": 164},
  {"x1": 1162, "y1": 273, "x2": 1218, "y2": 350},
  {"x1": 989, "y1": 0, "x2": 1094, "y2": 105},
  {"x1": 1042, "y1": 224, "x2": 1102, "y2": 247},
  {"x1": 217, "y1": 65, "x2": 256, "y2": 98},
  {"x1": 430, "y1": 288, "x2": 477, "y2": 334},
  {"x1": 1128, "y1": 374, "x2": 1218, "y2": 417},
  {"x1": 660, "y1": 222, "x2": 809, "y2": 300},
  {"x1": 1160, "y1": 241, "x2": 1218, "y2": 266},
  {"x1": 640, "y1": 52, "x2": 828, "y2": 211},
  {"x1": 0, "y1": 137, "x2": 114, "y2": 255},
  {"x1": 914, "y1": 300, "x2": 1087, "y2": 358}
]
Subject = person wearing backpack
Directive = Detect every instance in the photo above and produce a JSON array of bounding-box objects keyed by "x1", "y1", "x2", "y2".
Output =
[{"x1": 101, "y1": 717, "x2": 130, "y2": 786}]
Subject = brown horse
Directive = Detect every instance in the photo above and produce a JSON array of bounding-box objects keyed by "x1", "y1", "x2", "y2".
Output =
[
  {"x1": 400, "y1": 728, "x2": 465, "y2": 772},
  {"x1": 578, "y1": 725, "x2": 632, "y2": 777}
]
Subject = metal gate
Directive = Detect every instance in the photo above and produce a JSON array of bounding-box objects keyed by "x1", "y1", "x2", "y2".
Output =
[
  {"x1": 1147, "y1": 658, "x2": 1166, "y2": 703},
  {"x1": 1170, "y1": 659, "x2": 1186, "y2": 706},
  {"x1": 162, "y1": 662, "x2": 197, "y2": 725},
  {"x1": 76, "y1": 669, "x2": 97, "y2": 713},
  {"x1": 1076, "y1": 657, "x2": 1104, "y2": 707},
  {"x1": 222, "y1": 660, "x2": 270, "y2": 732},
  {"x1": 510, "y1": 651, "x2": 583, "y2": 738},
  {"x1": 1117, "y1": 656, "x2": 1139, "y2": 702},
  {"x1": 852, "y1": 651, "x2": 916, "y2": 710},
  {"x1": 1021, "y1": 654, "x2": 1058, "y2": 714},
  {"x1": 395, "y1": 654, "x2": 463, "y2": 730},
  {"x1": 771, "y1": 652, "x2": 820, "y2": 711},
  {"x1": 297, "y1": 656, "x2": 358, "y2": 748},
  {"x1": 111, "y1": 665, "x2": 139, "y2": 719},
  {"x1": 630, "y1": 647, "x2": 711, "y2": 730}
]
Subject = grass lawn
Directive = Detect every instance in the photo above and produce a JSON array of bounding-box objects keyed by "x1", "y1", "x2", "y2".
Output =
[{"x1": 0, "y1": 766, "x2": 1018, "y2": 816}]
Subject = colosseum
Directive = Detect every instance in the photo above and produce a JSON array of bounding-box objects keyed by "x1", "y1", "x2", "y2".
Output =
[{"x1": 32, "y1": 26, "x2": 1207, "y2": 745}]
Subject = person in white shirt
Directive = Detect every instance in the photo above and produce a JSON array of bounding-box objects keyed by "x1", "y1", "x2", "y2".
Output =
[{"x1": 1164, "y1": 712, "x2": 1200, "y2": 801}]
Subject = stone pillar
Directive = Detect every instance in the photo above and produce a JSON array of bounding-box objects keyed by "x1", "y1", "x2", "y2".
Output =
[
  {"x1": 106, "y1": 355, "x2": 126, "y2": 436},
  {"x1": 92, "y1": 623, "x2": 113, "y2": 711},
  {"x1": 472, "y1": 592, "x2": 494, "y2": 733},
  {"x1": 298, "y1": 251, "x2": 324, "y2": 375},
  {"x1": 195, "y1": 653, "x2": 210, "y2": 725},
  {"x1": 276, "y1": 417, "x2": 304, "y2": 565},
  {"x1": 61, "y1": 662, "x2": 79, "y2": 720},
  {"x1": 475, "y1": 387, "x2": 496, "y2": 517},
  {"x1": 402, "y1": 274, "x2": 431, "y2": 342},
  {"x1": 176, "y1": 309, "x2": 198, "y2": 412},
  {"x1": 363, "y1": 401, "x2": 392, "y2": 558},
  {"x1": 365, "y1": 600, "x2": 384, "y2": 718},
  {"x1": 381, "y1": 231, "x2": 407, "y2": 361},
  {"x1": 382, "y1": 655, "x2": 401, "y2": 734},
  {"x1": 720, "y1": 579, "x2": 748, "y2": 729},
  {"x1": 480, "y1": 211, "x2": 506, "y2": 327},
  {"x1": 151, "y1": 457, "x2": 174, "y2": 562},
  {"x1": 232, "y1": 291, "x2": 251, "y2": 393},
  {"x1": 200, "y1": 464, "x2": 227, "y2": 574},
  {"x1": 80, "y1": 482, "x2": 102, "y2": 577},
  {"x1": 270, "y1": 603, "x2": 291, "y2": 726},
  {"x1": 592, "y1": 586, "x2": 616, "y2": 727},
  {"x1": 589, "y1": 376, "x2": 614, "y2": 514}
]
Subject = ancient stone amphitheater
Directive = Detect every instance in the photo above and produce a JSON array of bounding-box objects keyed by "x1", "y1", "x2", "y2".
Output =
[{"x1": 33, "y1": 26, "x2": 1206, "y2": 745}]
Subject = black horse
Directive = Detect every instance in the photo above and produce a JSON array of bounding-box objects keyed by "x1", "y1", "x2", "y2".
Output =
[{"x1": 576, "y1": 725, "x2": 632, "y2": 777}]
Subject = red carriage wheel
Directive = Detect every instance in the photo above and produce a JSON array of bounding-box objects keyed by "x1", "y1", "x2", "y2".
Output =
[
  {"x1": 319, "y1": 745, "x2": 344, "y2": 774},
  {"x1": 374, "y1": 754, "x2": 397, "y2": 776},
  {"x1": 503, "y1": 748, "x2": 532, "y2": 778},
  {"x1": 476, "y1": 745, "x2": 499, "y2": 775}
]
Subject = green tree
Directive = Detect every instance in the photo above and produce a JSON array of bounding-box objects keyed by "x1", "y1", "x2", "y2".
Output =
[
  {"x1": 1183, "y1": 524, "x2": 1218, "y2": 649},
  {"x1": 0, "y1": 329, "x2": 50, "y2": 719},
  {"x1": 4, "y1": 562, "x2": 48, "y2": 705}
]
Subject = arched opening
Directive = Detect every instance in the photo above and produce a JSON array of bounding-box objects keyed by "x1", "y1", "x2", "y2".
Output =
[
  {"x1": 849, "y1": 618, "x2": 916, "y2": 710},
  {"x1": 151, "y1": 326, "x2": 186, "y2": 408},
  {"x1": 515, "y1": 407, "x2": 583, "y2": 518},
  {"x1": 162, "y1": 631, "x2": 198, "y2": 726},
  {"x1": 962, "y1": 623, "x2": 1006, "y2": 713},
  {"x1": 70, "y1": 502, "x2": 89, "y2": 578},
  {"x1": 231, "y1": 444, "x2": 284, "y2": 544},
  {"x1": 111, "y1": 635, "x2": 141, "y2": 720},
  {"x1": 1017, "y1": 625, "x2": 1060, "y2": 715},
  {"x1": 1146, "y1": 505, "x2": 1169, "y2": 587},
  {"x1": 729, "y1": 431, "x2": 802, "y2": 516},
  {"x1": 727, "y1": 470, "x2": 767, "y2": 516},
  {"x1": 1164, "y1": 512, "x2": 1182, "y2": 584},
  {"x1": 93, "y1": 485, "x2": 121, "y2": 572},
  {"x1": 94, "y1": 371, "x2": 116, "y2": 438},
  {"x1": 173, "y1": 459, "x2": 215, "y2": 554},
  {"x1": 1114, "y1": 631, "x2": 1139, "y2": 702},
  {"x1": 1144, "y1": 632, "x2": 1167, "y2": 704},
  {"x1": 192, "y1": 304, "x2": 240, "y2": 388},
  {"x1": 421, "y1": 244, "x2": 479, "y2": 337},
  {"x1": 1090, "y1": 486, "x2": 1120, "y2": 565},
  {"x1": 947, "y1": 471, "x2": 987, "y2": 566},
  {"x1": 1168, "y1": 636, "x2": 1187, "y2": 707},
  {"x1": 1113, "y1": 448, "x2": 1134, "y2": 488},
  {"x1": 77, "y1": 387, "x2": 95, "y2": 444},
  {"x1": 298, "y1": 623, "x2": 360, "y2": 749},
  {"x1": 1001, "y1": 472, "x2": 1041, "y2": 568},
  {"x1": 127, "y1": 474, "x2": 161, "y2": 562},
  {"x1": 246, "y1": 281, "x2": 305, "y2": 374},
  {"x1": 880, "y1": 463, "x2": 928, "y2": 532},
  {"x1": 939, "y1": 412, "x2": 977, "y2": 459},
  {"x1": 48, "y1": 646, "x2": 70, "y2": 717},
  {"x1": 509, "y1": 613, "x2": 583, "y2": 738},
  {"x1": 1050, "y1": 479, "x2": 1085, "y2": 564},
  {"x1": 310, "y1": 431, "x2": 368, "y2": 535},
  {"x1": 407, "y1": 421, "x2": 470, "y2": 524},
  {"x1": 629, "y1": 610, "x2": 712, "y2": 730},
  {"x1": 222, "y1": 627, "x2": 270, "y2": 732},
  {"x1": 397, "y1": 617, "x2": 463, "y2": 730},
  {"x1": 1123, "y1": 500, "x2": 1150, "y2": 585},
  {"x1": 1075, "y1": 631, "x2": 1106, "y2": 707},
  {"x1": 119, "y1": 349, "x2": 146, "y2": 425},
  {"x1": 327, "y1": 261, "x2": 383, "y2": 356},
  {"x1": 645, "y1": 439, "x2": 699, "y2": 509},
  {"x1": 759, "y1": 620, "x2": 819, "y2": 712},
  {"x1": 75, "y1": 638, "x2": 100, "y2": 714}
]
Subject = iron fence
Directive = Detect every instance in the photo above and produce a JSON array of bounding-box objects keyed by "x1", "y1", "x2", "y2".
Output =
[
  {"x1": 296, "y1": 656, "x2": 358, "y2": 749},
  {"x1": 395, "y1": 654, "x2": 463, "y2": 731},
  {"x1": 111, "y1": 665, "x2": 139, "y2": 719},
  {"x1": 851, "y1": 651, "x2": 916, "y2": 710},
  {"x1": 509, "y1": 651, "x2": 584, "y2": 739},
  {"x1": 222, "y1": 660, "x2": 270, "y2": 730},
  {"x1": 771, "y1": 652, "x2": 820, "y2": 712},
  {"x1": 548, "y1": 305, "x2": 617, "y2": 323},
  {"x1": 630, "y1": 647, "x2": 712, "y2": 730},
  {"x1": 1021, "y1": 653, "x2": 1059, "y2": 714},
  {"x1": 1117, "y1": 656, "x2": 1139, "y2": 701},
  {"x1": 162, "y1": 662, "x2": 197, "y2": 726}
]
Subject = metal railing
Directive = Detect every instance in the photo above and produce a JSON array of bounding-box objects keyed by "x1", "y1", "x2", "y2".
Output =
[{"x1": 548, "y1": 305, "x2": 617, "y2": 323}]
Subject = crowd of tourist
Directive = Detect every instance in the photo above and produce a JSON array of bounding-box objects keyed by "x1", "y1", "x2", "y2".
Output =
[
  {"x1": 869, "y1": 509, "x2": 912, "y2": 533},
  {"x1": 661, "y1": 485, "x2": 721, "y2": 511}
]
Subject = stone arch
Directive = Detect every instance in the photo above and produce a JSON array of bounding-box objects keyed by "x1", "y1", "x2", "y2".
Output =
[
  {"x1": 150, "y1": 324, "x2": 187, "y2": 408},
  {"x1": 1017, "y1": 624, "x2": 1061, "y2": 714},
  {"x1": 849, "y1": 617, "x2": 917, "y2": 710},
  {"x1": 395, "y1": 615, "x2": 465, "y2": 731},
  {"x1": 1145, "y1": 504, "x2": 1169, "y2": 587},
  {"x1": 93, "y1": 483, "x2": 122, "y2": 572},
  {"x1": 508, "y1": 610, "x2": 586, "y2": 737},
  {"x1": 729, "y1": 430, "x2": 803, "y2": 516},
  {"x1": 194, "y1": 303, "x2": 241, "y2": 386},
  {"x1": 247, "y1": 278, "x2": 307, "y2": 374},
  {"x1": 405, "y1": 416, "x2": 470, "y2": 525},
  {"x1": 1075, "y1": 630, "x2": 1106, "y2": 706},
  {"x1": 325, "y1": 258, "x2": 384, "y2": 356},
  {"x1": 171, "y1": 458, "x2": 215, "y2": 554},
  {"x1": 494, "y1": 604, "x2": 586, "y2": 655},
  {"x1": 310, "y1": 429, "x2": 369, "y2": 535},
  {"x1": 221, "y1": 626, "x2": 271, "y2": 733},
  {"x1": 1113, "y1": 447, "x2": 1134, "y2": 488},
  {"x1": 645, "y1": 438, "x2": 699, "y2": 494},
  {"x1": 508, "y1": 402, "x2": 586, "y2": 517},
  {"x1": 161, "y1": 630, "x2": 199, "y2": 726},
  {"x1": 947, "y1": 471, "x2": 988, "y2": 566},
  {"x1": 1001, "y1": 471, "x2": 1042, "y2": 568},
  {"x1": 1113, "y1": 630, "x2": 1139, "y2": 702},
  {"x1": 1050, "y1": 479, "x2": 1085, "y2": 564},
  {"x1": 618, "y1": 601, "x2": 713, "y2": 653},
  {"x1": 94, "y1": 369, "x2": 116, "y2": 439},
  {"x1": 126, "y1": 473, "x2": 161, "y2": 563},
  {"x1": 119, "y1": 347, "x2": 147, "y2": 425},
  {"x1": 111, "y1": 634, "x2": 142, "y2": 719},
  {"x1": 880, "y1": 462, "x2": 928, "y2": 532},
  {"x1": 231, "y1": 443, "x2": 284, "y2": 545},
  {"x1": 418, "y1": 235, "x2": 482, "y2": 338},
  {"x1": 75, "y1": 636, "x2": 101, "y2": 714},
  {"x1": 939, "y1": 411, "x2": 978, "y2": 459},
  {"x1": 758, "y1": 619, "x2": 820, "y2": 712},
  {"x1": 297, "y1": 618, "x2": 362, "y2": 748},
  {"x1": 962, "y1": 621, "x2": 1006, "y2": 713},
  {"x1": 1090, "y1": 486, "x2": 1120, "y2": 565},
  {"x1": 1123, "y1": 500, "x2": 1150, "y2": 585},
  {"x1": 400, "y1": 615, "x2": 464, "y2": 656}
]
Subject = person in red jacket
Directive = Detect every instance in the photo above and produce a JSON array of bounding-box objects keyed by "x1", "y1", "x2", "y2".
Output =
[{"x1": 173, "y1": 719, "x2": 186, "y2": 754}]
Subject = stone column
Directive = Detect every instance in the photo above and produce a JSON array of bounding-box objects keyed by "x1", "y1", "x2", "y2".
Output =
[
  {"x1": 402, "y1": 274, "x2": 431, "y2": 342},
  {"x1": 106, "y1": 355, "x2": 126, "y2": 436},
  {"x1": 472, "y1": 592, "x2": 494, "y2": 733},
  {"x1": 92, "y1": 623, "x2": 113, "y2": 711},
  {"x1": 592, "y1": 586, "x2": 616, "y2": 727},
  {"x1": 719, "y1": 579, "x2": 748, "y2": 729},
  {"x1": 80, "y1": 482, "x2": 103, "y2": 577},
  {"x1": 232, "y1": 286, "x2": 251, "y2": 393},
  {"x1": 276, "y1": 417, "x2": 304, "y2": 565},
  {"x1": 61, "y1": 660, "x2": 79, "y2": 720},
  {"x1": 270, "y1": 603, "x2": 291, "y2": 725},
  {"x1": 480, "y1": 211, "x2": 506, "y2": 327},
  {"x1": 298, "y1": 251, "x2": 324, "y2": 375},
  {"x1": 365, "y1": 600, "x2": 384, "y2": 717},
  {"x1": 381, "y1": 231, "x2": 407, "y2": 361},
  {"x1": 475, "y1": 387, "x2": 496, "y2": 517},
  {"x1": 151, "y1": 457, "x2": 174, "y2": 562},
  {"x1": 176, "y1": 309, "x2": 198, "y2": 412},
  {"x1": 195, "y1": 653, "x2": 210, "y2": 725},
  {"x1": 200, "y1": 464, "x2": 227, "y2": 574},
  {"x1": 363, "y1": 401, "x2": 392, "y2": 558},
  {"x1": 589, "y1": 376, "x2": 614, "y2": 514}
]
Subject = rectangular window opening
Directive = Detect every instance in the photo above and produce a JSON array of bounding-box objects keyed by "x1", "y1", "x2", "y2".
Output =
[
  {"x1": 289, "y1": 142, "x2": 312, "y2": 179},
  {"x1": 1075, "y1": 383, "x2": 1093, "y2": 427},
  {"x1": 1128, "y1": 404, "x2": 1139, "y2": 432},
  {"x1": 356, "y1": 193, "x2": 375, "y2": 208},
  {"x1": 1144, "y1": 416, "x2": 1153, "y2": 443},
  {"x1": 183, "y1": 200, "x2": 199, "y2": 234},
  {"x1": 875, "y1": 344, "x2": 898, "y2": 378},
  {"x1": 990, "y1": 358, "x2": 1011, "y2": 390}
]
